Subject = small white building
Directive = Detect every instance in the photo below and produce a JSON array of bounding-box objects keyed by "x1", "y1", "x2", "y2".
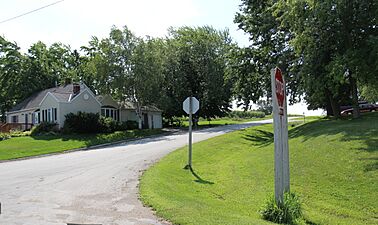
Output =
[{"x1": 5, "y1": 83, "x2": 162, "y2": 130}]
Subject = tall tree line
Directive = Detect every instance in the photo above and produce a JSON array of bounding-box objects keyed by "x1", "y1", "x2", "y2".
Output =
[{"x1": 0, "y1": 26, "x2": 235, "y2": 124}]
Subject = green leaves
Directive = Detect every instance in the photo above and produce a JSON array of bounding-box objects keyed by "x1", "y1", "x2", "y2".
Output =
[{"x1": 235, "y1": 0, "x2": 378, "y2": 116}]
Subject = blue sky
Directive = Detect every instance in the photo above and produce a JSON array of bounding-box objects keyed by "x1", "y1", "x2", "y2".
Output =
[{"x1": 0, "y1": 0, "x2": 250, "y2": 50}]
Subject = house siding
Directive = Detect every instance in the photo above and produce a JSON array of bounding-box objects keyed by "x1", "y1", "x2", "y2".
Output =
[
  {"x1": 5, "y1": 84, "x2": 163, "y2": 131},
  {"x1": 40, "y1": 93, "x2": 60, "y2": 125},
  {"x1": 120, "y1": 109, "x2": 139, "y2": 122},
  {"x1": 59, "y1": 90, "x2": 101, "y2": 128},
  {"x1": 6, "y1": 109, "x2": 35, "y2": 124},
  {"x1": 151, "y1": 112, "x2": 162, "y2": 129}
]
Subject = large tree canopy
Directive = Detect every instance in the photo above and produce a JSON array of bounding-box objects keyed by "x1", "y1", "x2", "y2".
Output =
[
  {"x1": 235, "y1": 0, "x2": 378, "y2": 117},
  {"x1": 161, "y1": 26, "x2": 233, "y2": 119}
]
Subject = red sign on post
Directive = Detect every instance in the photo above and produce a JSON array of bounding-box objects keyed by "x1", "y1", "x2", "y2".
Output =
[
  {"x1": 271, "y1": 67, "x2": 290, "y2": 204},
  {"x1": 275, "y1": 68, "x2": 285, "y2": 115}
]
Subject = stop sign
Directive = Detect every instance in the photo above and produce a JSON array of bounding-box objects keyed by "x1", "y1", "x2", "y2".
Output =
[{"x1": 275, "y1": 68, "x2": 285, "y2": 115}]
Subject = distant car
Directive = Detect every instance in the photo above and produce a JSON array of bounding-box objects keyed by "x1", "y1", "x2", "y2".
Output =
[{"x1": 341, "y1": 104, "x2": 377, "y2": 116}]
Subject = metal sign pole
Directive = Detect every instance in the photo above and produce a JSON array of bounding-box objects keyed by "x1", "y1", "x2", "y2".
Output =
[{"x1": 188, "y1": 96, "x2": 193, "y2": 168}]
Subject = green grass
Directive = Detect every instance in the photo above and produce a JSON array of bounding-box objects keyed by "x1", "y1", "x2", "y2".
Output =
[
  {"x1": 140, "y1": 113, "x2": 378, "y2": 225},
  {"x1": 0, "y1": 129, "x2": 163, "y2": 161},
  {"x1": 181, "y1": 116, "x2": 273, "y2": 128}
]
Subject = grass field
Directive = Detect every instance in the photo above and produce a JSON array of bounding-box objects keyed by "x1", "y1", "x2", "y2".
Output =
[
  {"x1": 181, "y1": 115, "x2": 273, "y2": 128},
  {"x1": 0, "y1": 129, "x2": 163, "y2": 161},
  {"x1": 140, "y1": 113, "x2": 378, "y2": 225}
]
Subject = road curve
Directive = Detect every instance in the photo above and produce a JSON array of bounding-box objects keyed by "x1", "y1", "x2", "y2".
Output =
[{"x1": 0, "y1": 119, "x2": 272, "y2": 225}]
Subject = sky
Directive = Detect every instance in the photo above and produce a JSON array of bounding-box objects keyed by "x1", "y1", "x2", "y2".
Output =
[{"x1": 0, "y1": 0, "x2": 323, "y2": 116}]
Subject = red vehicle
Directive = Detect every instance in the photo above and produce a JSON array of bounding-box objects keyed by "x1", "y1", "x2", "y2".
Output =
[{"x1": 341, "y1": 103, "x2": 378, "y2": 115}]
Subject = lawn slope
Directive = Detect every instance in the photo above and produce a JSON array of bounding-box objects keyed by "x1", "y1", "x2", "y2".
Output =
[
  {"x1": 0, "y1": 129, "x2": 163, "y2": 161},
  {"x1": 140, "y1": 113, "x2": 378, "y2": 225}
]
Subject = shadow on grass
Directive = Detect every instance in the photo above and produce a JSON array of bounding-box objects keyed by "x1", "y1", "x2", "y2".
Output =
[
  {"x1": 289, "y1": 113, "x2": 378, "y2": 153},
  {"x1": 243, "y1": 129, "x2": 274, "y2": 147},
  {"x1": 189, "y1": 167, "x2": 214, "y2": 185},
  {"x1": 359, "y1": 157, "x2": 378, "y2": 172},
  {"x1": 302, "y1": 218, "x2": 320, "y2": 225}
]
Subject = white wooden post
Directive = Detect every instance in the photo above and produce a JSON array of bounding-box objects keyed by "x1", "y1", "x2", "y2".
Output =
[{"x1": 271, "y1": 68, "x2": 290, "y2": 204}]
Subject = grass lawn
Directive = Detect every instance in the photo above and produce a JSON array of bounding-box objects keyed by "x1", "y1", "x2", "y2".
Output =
[
  {"x1": 140, "y1": 113, "x2": 378, "y2": 225},
  {"x1": 181, "y1": 115, "x2": 273, "y2": 128},
  {"x1": 0, "y1": 129, "x2": 163, "y2": 161}
]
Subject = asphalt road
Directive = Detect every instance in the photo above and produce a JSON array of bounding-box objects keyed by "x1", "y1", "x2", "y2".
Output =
[{"x1": 0, "y1": 119, "x2": 272, "y2": 225}]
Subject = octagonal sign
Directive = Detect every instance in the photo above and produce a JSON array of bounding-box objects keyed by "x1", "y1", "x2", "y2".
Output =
[
  {"x1": 183, "y1": 97, "x2": 199, "y2": 114},
  {"x1": 275, "y1": 68, "x2": 285, "y2": 115}
]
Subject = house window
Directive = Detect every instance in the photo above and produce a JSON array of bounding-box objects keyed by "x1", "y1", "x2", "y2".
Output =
[
  {"x1": 101, "y1": 107, "x2": 119, "y2": 121},
  {"x1": 42, "y1": 109, "x2": 47, "y2": 122},
  {"x1": 11, "y1": 115, "x2": 18, "y2": 123},
  {"x1": 53, "y1": 108, "x2": 57, "y2": 121},
  {"x1": 47, "y1": 109, "x2": 51, "y2": 122}
]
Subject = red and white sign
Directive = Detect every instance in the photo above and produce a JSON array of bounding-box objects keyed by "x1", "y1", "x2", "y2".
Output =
[
  {"x1": 271, "y1": 67, "x2": 290, "y2": 204},
  {"x1": 274, "y1": 68, "x2": 285, "y2": 115}
]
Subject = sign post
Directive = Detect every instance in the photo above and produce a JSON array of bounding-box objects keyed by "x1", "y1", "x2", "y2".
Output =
[
  {"x1": 271, "y1": 67, "x2": 290, "y2": 203},
  {"x1": 183, "y1": 96, "x2": 199, "y2": 169}
]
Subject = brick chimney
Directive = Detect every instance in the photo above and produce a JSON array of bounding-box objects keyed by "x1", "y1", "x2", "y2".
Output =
[{"x1": 73, "y1": 84, "x2": 80, "y2": 95}]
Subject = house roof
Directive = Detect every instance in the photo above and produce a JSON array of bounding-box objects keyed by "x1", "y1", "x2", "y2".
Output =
[
  {"x1": 120, "y1": 101, "x2": 163, "y2": 112},
  {"x1": 9, "y1": 85, "x2": 162, "y2": 113},
  {"x1": 97, "y1": 96, "x2": 162, "y2": 112},
  {"x1": 8, "y1": 84, "x2": 79, "y2": 113}
]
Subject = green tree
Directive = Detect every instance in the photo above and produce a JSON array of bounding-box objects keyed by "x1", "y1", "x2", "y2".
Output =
[
  {"x1": 234, "y1": 0, "x2": 300, "y2": 109},
  {"x1": 235, "y1": 0, "x2": 378, "y2": 118},
  {"x1": 83, "y1": 26, "x2": 165, "y2": 129},
  {"x1": 161, "y1": 26, "x2": 233, "y2": 120},
  {"x1": 227, "y1": 46, "x2": 264, "y2": 111},
  {"x1": 132, "y1": 37, "x2": 166, "y2": 128},
  {"x1": 0, "y1": 36, "x2": 25, "y2": 121}
]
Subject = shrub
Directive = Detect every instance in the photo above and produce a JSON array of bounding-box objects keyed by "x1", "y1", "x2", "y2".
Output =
[
  {"x1": 162, "y1": 117, "x2": 183, "y2": 127},
  {"x1": 260, "y1": 192, "x2": 302, "y2": 224},
  {"x1": 10, "y1": 130, "x2": 31, "y2": 137},
  {"x1": 100, "y1": 117, "x2": 122, "y2": 133},
  {"x1": 63, "y1": 111, "x2": 104, "y2": 133},
  {"x1": 0, "y1": 132, "x2": 11, "y2": 141},
  {"x1": 125, "y1": 120, "x2": 138, "y2": 130},
  {"x1": 227, "y1": 110, "x2": 265, "y2": 119},
  {"x1": 31, "y1": 122, "x2": 59, "y2": 136}
]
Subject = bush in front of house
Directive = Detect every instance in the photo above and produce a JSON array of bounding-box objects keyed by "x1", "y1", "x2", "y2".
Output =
[
  {"x1": 0, "y1": 132, "x2": 11, "y2": 141},
  {"x1": 63, "y1": 112, "x2": 104, "y2": 133},
  {"x1": 100, "y1": 117, "x2": 122, "y2": 133},
  {"x1": 125, "y1": 120, "x2": 139, "y2": 130},
  {"x1": 10, "y1": 130, "x2": 31, "y2": 137},
  {"x1": 63, "y1": 112, "x2": 140, "y2": 134},
  {"x1": 31, "y1": 122, "x2": 59, "y2": 136}
]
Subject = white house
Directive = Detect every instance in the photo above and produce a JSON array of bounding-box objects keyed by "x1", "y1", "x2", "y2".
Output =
[{"x1": 5, "y1": 83, "x2": 163, "y2": 130}]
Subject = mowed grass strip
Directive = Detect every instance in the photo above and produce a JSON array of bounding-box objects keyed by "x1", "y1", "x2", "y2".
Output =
[
  {"x1": 180, "y1": 115, "x2": 273, "y2": 127},
  {"x1": 140, "y1": 113, "x2": 378, "y2": 225},
  {"x1": 0, "y1": 129, "x2": 163, "y2": 161}
]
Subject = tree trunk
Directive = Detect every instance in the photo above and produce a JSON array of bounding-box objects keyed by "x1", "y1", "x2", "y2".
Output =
[
  {"x1": 328, "y1": 94, "x2": 340, "y2": 119},
  {"x1": 134, "y1": 100, "x2": 143, "y2": 129},
  {"x1": 326, "y1": 97, "x2": 333, "y2": 116},
  {"x1": 138, "y1": 116, "x2": 142, "y2": 129},
  {"x1": 349, "y1": 74, "x2": 360, "y2": 119}
]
